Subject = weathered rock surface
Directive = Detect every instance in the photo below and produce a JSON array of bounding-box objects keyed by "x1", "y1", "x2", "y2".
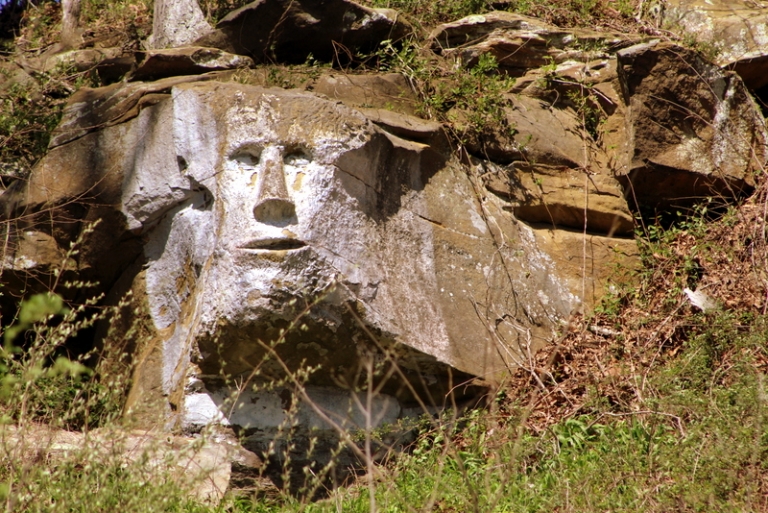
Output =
[
  {"x1": 1, "y1": 78, "x2": 616, "y2": 437},
  {"x1": 131, "y1": 47, "x2": 254, "y2": 81},
  {"x1": 196, "y1": 0, "x2": 412, "y2": 63},
  {"x1": 615, "y1": 41, "x2": 767, "y2": 209},
  {"x1": 5, "y1": 1, "x2": 768, "y2": 480},
  {"x1": 313, "y1": 73, "x2": 420, "y2": 115},
  {"x1": 488, "y1": 161, "x2": 635, "y2": 235},
  {"x1": 429, "y1": 12, "x2": 642, "y2": 76},
  {"x1": 0, "y1": 423, "x2": 262, "y2": 504},
  {"x1": 663, "y1": 0, "x2": 768, "y2": 90},
  {"x1": 49, "y1": 74, "x2": 216, "y2": 147},
  {"x1": 149, "y1": 0, "x2": 213, "y2": 49},
  {"x1": 456, "y1": 90, "x2": 634, "y2": 235},
  {"x1": 431, "y1": 12, "x2": 768, "y2": 213}
]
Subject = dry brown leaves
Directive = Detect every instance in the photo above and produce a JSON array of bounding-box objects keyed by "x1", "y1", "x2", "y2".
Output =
[
  {"x1": 502, "y1": 178, "x2": 768, "y2": 433},
  {"x1": 491, "y1": 0, "x2": 645, "y2": 34}
]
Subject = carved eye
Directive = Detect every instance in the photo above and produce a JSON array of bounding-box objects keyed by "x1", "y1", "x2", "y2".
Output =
[
  {"x1": 230, "y1": 144, "x2": 262, "y2": 170},
  {"x1": 233, "y1": 153, "x2": 259, "y2": 167},
  {"x1": 284, "y1": 148, "x2": 312, "y2": 166}
]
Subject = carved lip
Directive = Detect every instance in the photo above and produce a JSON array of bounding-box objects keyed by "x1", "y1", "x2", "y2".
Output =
[{"x1": 239, "y1": 238, "x2": 307, "y2": 251}]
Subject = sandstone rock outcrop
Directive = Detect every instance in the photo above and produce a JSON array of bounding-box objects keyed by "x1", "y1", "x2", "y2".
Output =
[
  {"x1": 1, "y1": 423, "x2": 262, "y2": 505},
  {"x1": 662, "y1": 0, "x2": 768, "y2": 90},
  {"x1": 429, "y1": 12, "x2": 642, "y2": 76},
  {"x1": 429, "y1": 12, "x2": 768, "y2": 214},
  {"x1": 196, "y1": 0, "x2": 412, "y2": 63},
  {"x1": 615, "y1": 41, "x2": 766, "y2": 209},
  {"x1": 3, "y1": 79, "x2": 596, "y2": 433},
  {"x1": 3, "y1": 0, "x2": 767, "y2": 486}
]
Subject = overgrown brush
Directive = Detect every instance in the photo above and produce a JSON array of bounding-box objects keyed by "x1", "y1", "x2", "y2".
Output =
[
  {"x1": 364, "y1": 0, "x2": 641, "y2": 31},
  {"x1": 251, "y1": 180, "x2": 768, "y2": 512},
  {"x1": 0, "y1": 71, "x2": 68, "y2": 185},
  {"x1": 0, "y1": 224, "x2": 232, "y2": 511}
]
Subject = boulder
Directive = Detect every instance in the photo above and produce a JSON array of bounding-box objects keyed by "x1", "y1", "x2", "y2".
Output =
[
  {"x1": 131, "y1": 47, "x2": 254, "y2": 81},
  {"x1": 426, "y1": 13, "x2": 641, "y2": 233},
  {"x1": 616, "y1": 41, "x2": 768, "y2": 209},
  {"x1": 195, "y1": 0, "x2": 412, "y2": 63},
  {"x1": 0, "y1": 423, "x2": 263, "y2": 505},
  {"x1": 149, "y1": 0, "x2": 213, "y2": 49},
  {"x1": 429, "y1": 12, "x2": 643, "y2": 76},
  {"x1": 438, "y1": 14, "x2": 768, "y2": 214},
  {"x1": 0, "y1": 75, "x2": 223, "y2": 305},
  {"x1": 662, "y1": 0, "x2": 768, "y2": 90},
  {"x1": 0, "y1": 79, "x2": 628, "y2": 438}
]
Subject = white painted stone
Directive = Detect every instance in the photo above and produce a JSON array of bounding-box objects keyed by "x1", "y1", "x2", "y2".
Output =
[
  {"x1": 135, "y1": 84, "x2": 459, "y2": 409},
  {"x1": 149, "y1": 0, "x2": 213, "y2": 49},
  {"x1": 206, "y1": 386, "x2": 400, "y2": 435},
  {"x1": 83, "y1": 82, "x2": 587, "y2": 430},
  {"x1": 183, "y1": 392, "x2": 231, "y2": 428}
]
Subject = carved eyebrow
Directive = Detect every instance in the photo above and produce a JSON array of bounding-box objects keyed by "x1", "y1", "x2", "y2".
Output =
[
  {"x1": 228, "y1": 143, "x2": 264, "y2": 159},
  {"x1": 283, "y1": 146, "x2": 313, "y2": 162}
]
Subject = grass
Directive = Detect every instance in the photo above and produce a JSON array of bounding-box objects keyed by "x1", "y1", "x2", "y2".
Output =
[
  {"x1": 364, "y1": 0, "x2": 640, "y2": 31},
  {"x1": 2, "y1": 458, "x2": 214, "y2": 513},
  {"x1": 231, "y1": 285, "x2": 768, "y2": 511},
  {"x1": 224, "y1": 333, "x2": 768, "y2": 512},
  {"x1": 0, "y1": 78, "x2": 66, "y2": 184},
  {"x1": 11, "y1": 207, "x2": 748, "y2": 513}
]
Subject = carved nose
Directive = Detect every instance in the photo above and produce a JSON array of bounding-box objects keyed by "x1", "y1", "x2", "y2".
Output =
[{"x1": 253, "y1": 147, "x2": 296, "y2": 224}]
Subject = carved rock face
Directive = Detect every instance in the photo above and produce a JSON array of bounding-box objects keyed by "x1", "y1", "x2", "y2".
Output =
[
  {"x1": 1, "y1": 78, "x2": 638, "y2": 433},
  {"x1": 115, "y1": 81, "x2": 607, "y2": 428},
  {"x1": 149, "y1": 83, "x2": 457, "y2": 401},
  {"x1": 112, "y1": 82, "x2": 499, "y2": 428}
]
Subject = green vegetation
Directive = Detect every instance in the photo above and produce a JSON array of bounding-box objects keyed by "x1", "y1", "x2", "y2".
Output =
[
  {"x1": 2, "y1": 456, "x2": 213, "y2": 513},
  {"x1": 0, "y1": 223, "x2": 128, "y2": 430},
  {"x1": 0, "y1": 76, "x2": 66, "y2": 183},
  {"x1": 366, "y1": 0, "x2": 638, "y2": 29},
  {"x1": 373, "y1": 41, "x2": 516, "y2": 142},
  {"x1": 3, "y1": 186, "x2": 766, "y2": 512},
  {"x1": 223, "y1": 192, "x2": 768, "y2": 512},
  {"x1": 0, "y1": 0, "x2": 149, "y2": 184}
]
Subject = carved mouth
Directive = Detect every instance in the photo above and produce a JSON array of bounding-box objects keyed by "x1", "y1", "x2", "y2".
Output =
[{"x1": 239, "y1": 238, "x2": 307, "y2": 251}]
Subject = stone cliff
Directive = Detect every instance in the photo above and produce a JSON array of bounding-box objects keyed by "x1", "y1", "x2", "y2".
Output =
[{"x1": 1, "y1": 0, "x2": 767, "y2": 489}]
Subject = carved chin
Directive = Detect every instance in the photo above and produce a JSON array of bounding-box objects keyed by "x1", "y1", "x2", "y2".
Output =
[{"x1": 219, "y1": 247, "x2": 346, "y2": 307}]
